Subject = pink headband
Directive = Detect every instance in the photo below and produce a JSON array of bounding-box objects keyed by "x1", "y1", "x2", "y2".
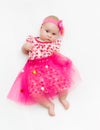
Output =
[{"x1": 42, "y1": 18, "x2": 64, "y2": 35}]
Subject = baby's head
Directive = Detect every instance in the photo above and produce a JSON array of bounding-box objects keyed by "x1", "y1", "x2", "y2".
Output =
[{"x1": 39, "y1": 15, "x2": 64, "y2": 42}]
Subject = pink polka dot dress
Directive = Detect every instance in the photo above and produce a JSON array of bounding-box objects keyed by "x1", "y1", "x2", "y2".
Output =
[{"x1": 7, "y1": 36, "x2": 80, "y2": 105}]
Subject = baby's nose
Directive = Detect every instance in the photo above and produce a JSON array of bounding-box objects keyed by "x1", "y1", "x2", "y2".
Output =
[{"x1": 48, "y1": 33, "x2": 52, "y2": 38}]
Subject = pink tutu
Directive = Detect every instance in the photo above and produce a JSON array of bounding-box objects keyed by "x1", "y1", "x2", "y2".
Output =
[{"x1": 7, "y1": 53, "x2": 80, "y2": 105}]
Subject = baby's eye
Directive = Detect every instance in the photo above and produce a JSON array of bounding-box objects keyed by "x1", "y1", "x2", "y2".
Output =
[
  {"x1": 46, "y1": 30, "x2": 49, "y2": 33},
  {"x1": 52, "y1": 33, "x2": 56, "y2": 35}
]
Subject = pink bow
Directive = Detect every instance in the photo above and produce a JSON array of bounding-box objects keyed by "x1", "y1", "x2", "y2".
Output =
[{"x1": 58, "y1": 20, "x2": 64, "y2": 35}]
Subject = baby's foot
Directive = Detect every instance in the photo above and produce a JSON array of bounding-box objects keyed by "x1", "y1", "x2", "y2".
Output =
[
  {"x1": 59, "y1": 99, "x2": 70, "y2": 109},
  {"x1": 48, "y1": 103, "x2": 55, "y2": 116}
]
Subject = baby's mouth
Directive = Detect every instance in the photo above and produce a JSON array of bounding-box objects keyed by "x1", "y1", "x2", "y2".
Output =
[
  {"x1": 44, "y1": 39, "x2": 51, "y2": 42},
  {"x1": 47, "y1": 39, "x2": 50, "y2": 41},
  {"x1": 47, "y1": 39, "x2": 51, "y2": 42}
]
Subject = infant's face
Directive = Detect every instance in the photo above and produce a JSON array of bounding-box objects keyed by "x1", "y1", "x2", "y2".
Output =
[{"x1": 39, "y1": 23, "x2": 59, "y2": 42}]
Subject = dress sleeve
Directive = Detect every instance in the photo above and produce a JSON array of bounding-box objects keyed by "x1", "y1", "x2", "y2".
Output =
[
  {"x1": 26, "y1": 35, "x2": 34, "y2": 43},
  {"x1": 53, "y1": 40, "x2": 61, "y2": 52}
]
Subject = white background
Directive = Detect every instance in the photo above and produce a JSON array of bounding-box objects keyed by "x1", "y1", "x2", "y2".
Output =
[{"x1": 0, "y1": 0, "x2": 100, "y2": 130}]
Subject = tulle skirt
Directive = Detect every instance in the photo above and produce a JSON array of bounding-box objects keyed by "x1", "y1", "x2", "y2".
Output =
[{"x1": 7, "y1": 53, "x2": 80, "y2": 105}]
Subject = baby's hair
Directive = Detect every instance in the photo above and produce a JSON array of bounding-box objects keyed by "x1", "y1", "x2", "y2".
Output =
[{"x1": 43, "y1": 15, "x2": 59, "y2": 21}]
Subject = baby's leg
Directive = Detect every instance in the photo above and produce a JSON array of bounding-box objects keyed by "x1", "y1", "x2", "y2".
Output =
[
  {"x1": 32, "y1": 94, "x2": 55, "y2": 116},
  {"x1": 58, "y1": 90, "x2": 69, "y2": 109}
]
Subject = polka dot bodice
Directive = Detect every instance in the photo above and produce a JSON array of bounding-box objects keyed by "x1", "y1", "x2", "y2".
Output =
[{"x1": 26, "y1": 36, "x2": 61, "y2": 60}]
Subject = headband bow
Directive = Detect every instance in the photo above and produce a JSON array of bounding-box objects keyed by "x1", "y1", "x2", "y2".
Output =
[{"x1": 58, "y1": 20, "x2": 64, "y2": 35}]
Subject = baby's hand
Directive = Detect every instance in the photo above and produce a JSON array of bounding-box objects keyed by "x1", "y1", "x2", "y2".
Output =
[
  {"x1": 22, "y1": 43, "x2": 33, "y2": 54},
  {"x1": 25, "y1": 43, "x2": 33, "y2": 52}
]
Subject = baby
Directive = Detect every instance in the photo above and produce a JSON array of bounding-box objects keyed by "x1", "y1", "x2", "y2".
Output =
[{"x1": 8, "y1": 15, "x2": 80, "y2": 116}]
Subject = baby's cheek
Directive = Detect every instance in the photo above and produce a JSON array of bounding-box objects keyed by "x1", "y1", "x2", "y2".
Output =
[{"x1": 52, "y1": 38, "x2": 57, "y2": 42}]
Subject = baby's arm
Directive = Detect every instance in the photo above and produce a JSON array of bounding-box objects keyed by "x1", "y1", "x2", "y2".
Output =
[{"x1": 22, "y1": 42, "x2": 33, "y2": 54}]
